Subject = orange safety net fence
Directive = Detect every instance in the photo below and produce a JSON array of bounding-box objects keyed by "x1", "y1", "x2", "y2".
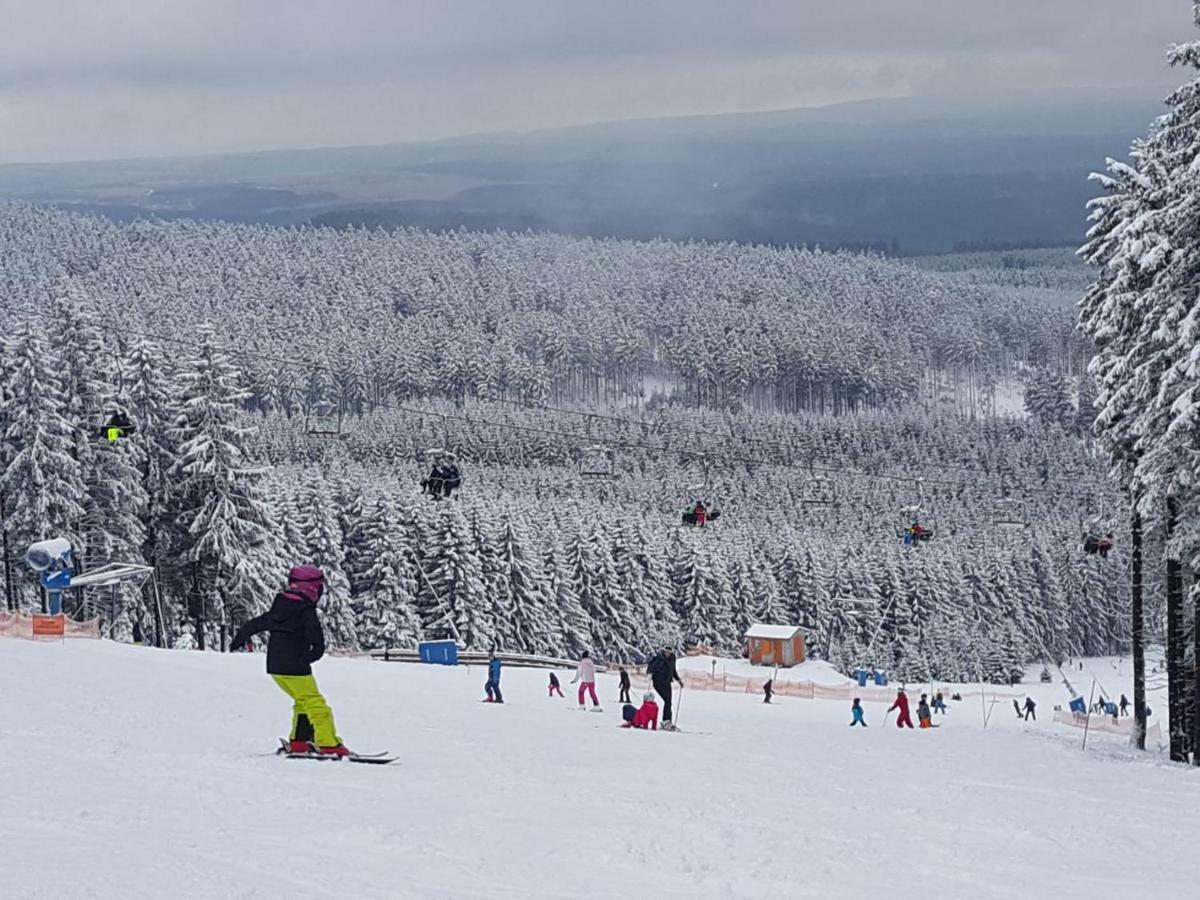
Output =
[
  {"x1": 0, "y1": 611, "x2": 101, "y2": 640},
  {"x1": 622, "y1": 669, "x2": 1024, "y2": 703}
]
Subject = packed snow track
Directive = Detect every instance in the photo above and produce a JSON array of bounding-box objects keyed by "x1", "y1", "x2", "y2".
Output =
[{"x1": 2, "y1": 641, "x2": 1196, "y2": 899}]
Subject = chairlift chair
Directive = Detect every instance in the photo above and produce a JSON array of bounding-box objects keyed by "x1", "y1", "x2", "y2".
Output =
[
  {"x1": 899, "y1": 503, "x2": 933, "y2": 545},
  {"x1": 680, "y1": 482, "x2": 722, "y2": 528},
  {"x1": 801, "y1": 476, "x2": 836, "y2": 507},
  {"x1": 422, "y1": 447, "x2": 462, "y2": 500},
  {"x1": 98, "y1": 410, "x2": 137, "y2": 443},
  {"x1": 993, "y1": 498, "x2": 1029, "y2": 530},
  {"x1": 579, "y1": 445, "x2": 615, "y2": 480},
  {"x1": 304, "y1": 400, "x2": 346, "y2": 439}
]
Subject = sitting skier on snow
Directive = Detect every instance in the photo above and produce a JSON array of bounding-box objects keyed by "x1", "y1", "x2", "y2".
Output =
[{"x1": 621, "y1": 693, "x2": 659, "y2": 730}]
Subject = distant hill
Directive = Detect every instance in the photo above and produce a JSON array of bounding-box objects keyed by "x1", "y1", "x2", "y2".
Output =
[{"x1": 0, "y1": 90, "x2": 1164, "y2": 253}]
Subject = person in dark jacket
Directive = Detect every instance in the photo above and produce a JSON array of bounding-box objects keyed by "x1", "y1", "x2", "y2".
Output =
[
  {"x1": 484, "y1": 651, "x2": 503, "y2": 703},
  {"x1": 647, "y1": 648, "x2": 684, "y2": 730},
  {"x1": 1119, "y1": 694, "x2": 1130, "y2": 716},
  {"x1": 230, "y1": 565, "x2": 348, "y2": 756},
  {"x1": 618, "y1": 667, "x2": 631, "y2": 704},
  {"x1": 763, "y1": 679, "x2": 774, "y2": 704},
  {"x1": 1023, "y1": 697, "x2": 1037, "y2": 721},
  {"x1": 548, "y1": 671, "x2": 564, "y2": 698}
]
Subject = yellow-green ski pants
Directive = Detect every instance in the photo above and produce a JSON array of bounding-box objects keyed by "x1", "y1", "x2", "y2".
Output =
[{"x1": 271, "y1": 674, "x2": 341, "y2": 747}]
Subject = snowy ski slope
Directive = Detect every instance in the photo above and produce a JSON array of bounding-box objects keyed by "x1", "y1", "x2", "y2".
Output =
[{"x1": 1, "y1": 640, "x2": 1196, "y2": 900}]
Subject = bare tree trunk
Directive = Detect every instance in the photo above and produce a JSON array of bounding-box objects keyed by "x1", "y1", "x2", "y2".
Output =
[
  {"x1": 1166, "y1": 496, "x2": 1187, "y2": 762},
  {"x1": 1131, "y1": 503, "x2": 1146, "y2": 751},
  {"x1": 1, "y1": 491, "x2": 13, "y2": 611},
  {"x1": 1193, "y1": 572, "x2": 1200, "y2": 766}
]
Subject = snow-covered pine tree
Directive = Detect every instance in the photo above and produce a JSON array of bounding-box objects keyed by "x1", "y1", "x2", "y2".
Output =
[
  {"x1": 493, "y1": 512, "x2": 553, "y2": 654},
  {"x1": 421, "y1": 503, "x2": 491, "y2": 648},
  {"x1": 0, "y1": 322, "x2": 86, "y2": 612},
  {"x1": 1023, "y1": 367, "x2": 1073, "y2": 429},
  {"x1": 542, "y1": 540, "x2": 590, "y2": 658},
  {"x1": 124, "y1": 337, "x2": 177, "y2": 643},
  {"x1": 165, "y1": 325, "x2": 277, "y2": 649},
  {"x1": 356, "y1": 497, "x2": 422, "y2": 649},
  {"x1": 294, "y1": 472, "x2": 357, "y2": 649}
]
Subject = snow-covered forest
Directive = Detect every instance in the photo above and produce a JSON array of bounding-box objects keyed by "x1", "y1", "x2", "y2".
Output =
[
  {"x1": 0, "y1": 203, "x2": 1123, "y2": 682},
  {"x1": 1079, "y1": 4, "x2": 1200, "y2": 762}
]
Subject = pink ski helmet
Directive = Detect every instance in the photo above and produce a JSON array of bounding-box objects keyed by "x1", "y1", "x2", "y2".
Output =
[{"x1": 286, "y1": 565, "x2": 325, "y2": 602}]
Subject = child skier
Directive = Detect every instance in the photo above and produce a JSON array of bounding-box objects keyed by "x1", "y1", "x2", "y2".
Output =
[
  {"x1": 917, "y1": 694, "x2": 933, "y2": 729},
  {"x1": 850, "y1": 698, "x2": 867, "y2": 726},
  {"x1": 484, "y1": 651, "x2": 503, "y2": 703},
  {"x1": 763, "y1": 678, "x2": 774, "y2": 704},
  {"x1": 888, "y1": 688, "x2": 914, "y2": 728},
  {"x1": 1024, "y1": 696, "x2": 1037, "y2": 721},
  {"x1": 621, "y1": 692, "x2": 659, "y2": 730},
  {"x1": 618, "y1": 667, "x2": 632, "y2": 704},
  {"x1": 932, "y1": 690, "x2": 947, "y2": 715},
  {"x1": 548, "y1": 671, "x2": 564, "y2": 698},
  {"x1": 572, "y1": 652, "x2": 601, "y2": 709},
  {"x1": 230, "y1": 565, "x2": 350, "y2": 756}
]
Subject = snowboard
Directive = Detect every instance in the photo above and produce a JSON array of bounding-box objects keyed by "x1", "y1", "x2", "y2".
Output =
[{"x1": 276, "y1": 739, "x2": 397, "y2": 765}]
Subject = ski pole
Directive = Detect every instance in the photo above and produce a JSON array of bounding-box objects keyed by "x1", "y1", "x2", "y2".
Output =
[{"x1": 674, "y1": 682, "x2": 684, "y2": 726}]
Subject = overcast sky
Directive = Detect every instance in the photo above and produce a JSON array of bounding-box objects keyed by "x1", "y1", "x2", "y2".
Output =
[{"x1": 0, "y1": 0, "x2": 1190, "y2": 164}]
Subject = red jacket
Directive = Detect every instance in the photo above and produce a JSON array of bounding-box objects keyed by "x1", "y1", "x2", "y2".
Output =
[
  {"x1": 632, "y1": 700, "x2": 659, "y2": 730},
  {"x1": 889, "y1": 693, "x2": 910, "y2": 713}
]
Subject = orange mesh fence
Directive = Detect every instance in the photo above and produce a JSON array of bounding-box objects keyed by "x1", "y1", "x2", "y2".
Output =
[
  {"x1": 1052, "y1": 709, "x2": 1165, "y2": 745},
  {"x1": 0, "y1": 611, "x2": 101, "y2": 640},
  {"x1": 622, "y1": 667, "x2": 1023, "y2": 705}
]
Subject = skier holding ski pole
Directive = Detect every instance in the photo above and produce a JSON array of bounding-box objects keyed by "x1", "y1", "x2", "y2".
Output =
[
  {"x1": 648, "y1": 647, "x2": 684, "y2": 731},
  {"x1": 230, "y1": 565, "x2": 352, "y2": 757}
]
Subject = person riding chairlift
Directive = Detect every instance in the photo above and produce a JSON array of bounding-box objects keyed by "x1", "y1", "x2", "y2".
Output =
[
  {"x1": 103, "y1": 412, "x2": 135, "y2": 443},
  {"x1": 903, "y1": 521, "x2": 929, "y2": 545},
  {"x1": 421, "y1": 464, "x2": 445, "y2": 500},
  {"x1": 441, "y1": 460, "x2": 462, "y2": 497},
  {"x1": 1083, "y1": 532, "x2": 1114, "y2": 559}
]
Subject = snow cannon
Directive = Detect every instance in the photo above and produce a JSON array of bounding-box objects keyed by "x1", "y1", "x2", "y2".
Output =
[
  {"x1": 25, "y1": 537, "x2": 72, "y2": 572},
  {"x1": 25, "y1": 537, "x2": 73, "y2": 615}
]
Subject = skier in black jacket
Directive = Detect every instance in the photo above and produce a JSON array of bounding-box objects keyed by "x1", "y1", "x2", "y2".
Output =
[
  {"x1": 647, "y1": 648, "x2": 684, "y2": 730},
  {"x1": 230, "y1": 565, "x2": 350, "y2": 757}
]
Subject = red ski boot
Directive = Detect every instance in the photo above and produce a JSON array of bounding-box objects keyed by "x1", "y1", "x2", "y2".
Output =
[
  {"x1": 289, "y1": 740, "x2": 315, "y2": 754},
  {"x1": 319, "y1": 744, "x2": 352, "y2": 758}
]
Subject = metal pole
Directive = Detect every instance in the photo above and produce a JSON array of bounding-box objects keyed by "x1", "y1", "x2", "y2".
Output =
[
  {"x1": 1082, "y1": 678, "x2": 1098, "y2": 752},
  {"x1": 151, "y1": 570, "x2": 167, "y2": 648}
]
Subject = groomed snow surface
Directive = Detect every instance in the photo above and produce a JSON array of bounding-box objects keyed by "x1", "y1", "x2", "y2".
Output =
[{"x1": 3, "y1": 641, "x2": 1197, "y2": 900}]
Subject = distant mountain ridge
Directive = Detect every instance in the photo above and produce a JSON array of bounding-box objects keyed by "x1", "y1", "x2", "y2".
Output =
[{"x1": 0, "y1": 90, "x2": 1166, "y2": 253}]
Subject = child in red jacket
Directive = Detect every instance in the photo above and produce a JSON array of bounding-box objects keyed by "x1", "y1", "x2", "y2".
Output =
[{"x1": 621, "y1": 693, "x2": 659, "y2": 730}]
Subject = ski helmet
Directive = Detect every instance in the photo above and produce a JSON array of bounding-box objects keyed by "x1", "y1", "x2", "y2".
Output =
[
  {"x1": 643, "y1": 692, "x2": 655, "y2": 703},
  {"x1": 286, "y1": 564, "x2": 325, "y2": 601}
]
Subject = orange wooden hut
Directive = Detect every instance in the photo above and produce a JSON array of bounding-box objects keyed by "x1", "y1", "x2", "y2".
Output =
[{"x1": 745, "y1": 624, "x2": 807, "y2": 667}]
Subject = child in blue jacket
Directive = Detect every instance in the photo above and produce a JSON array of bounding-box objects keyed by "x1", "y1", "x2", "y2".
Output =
[
  {"x1": 850, "y1": 697, "x2": 867, "y2": 726},
  {"x1": 484, "y1": 651, "x2": 504, "y2": 703}
]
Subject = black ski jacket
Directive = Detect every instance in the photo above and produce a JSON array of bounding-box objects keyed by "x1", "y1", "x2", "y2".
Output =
[
  {"x1": 231, "y1": 591, "x2": 326, "y2": 676},
  {"x1": 647, "y1": 652, "x2": 682, "y2": 686}
]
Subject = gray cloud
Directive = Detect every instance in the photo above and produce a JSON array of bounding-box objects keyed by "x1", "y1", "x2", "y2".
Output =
[{"x1": 0, "y1": 0, "x2": 1189, "y2": 163}]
